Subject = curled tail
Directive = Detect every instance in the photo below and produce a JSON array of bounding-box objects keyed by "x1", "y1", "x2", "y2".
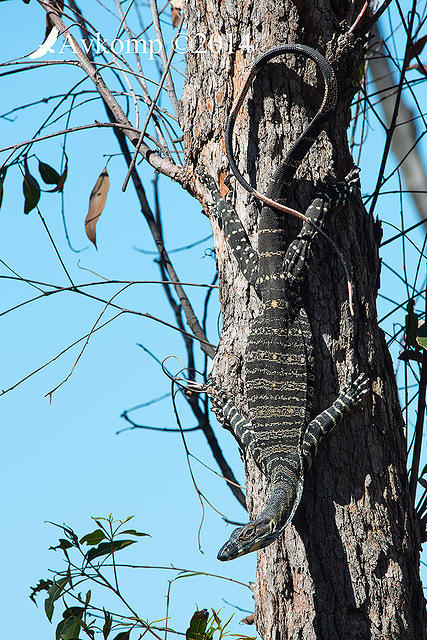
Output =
[{"x1": 225, "y1": 44, "x2": 337, "y2": 200}]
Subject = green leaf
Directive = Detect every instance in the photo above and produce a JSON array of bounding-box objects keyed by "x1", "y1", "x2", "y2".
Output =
[
  {"x1": 50, "y1": 538, "x2": 74, "y2": 552},
  {"x1": 23, "y1": 170, "x2": 40, "y2": 214},
  {"x1": 416, "y1": 322, "x2": 427, "y2": 350},
  {"x1": 56, "y1": 615, "x2": 81, "y2": 640},
  {"x1": 121, "y1": 529, "x2": 150, "y2": 537},
  {"x1": 211, "y1": 610, "x2": 221, "y2": 627},
  {"x1": 0, "y1": 167, "x2": 6, "y2": 210},
  {"x1": 86, "y1": 539, "x2": 136, "y2": 562},
  {"x1": 29, "y1": 578, "x2": 53, "y2": 604},
  {"x1": 80, "y1": 529, "x2": 107, "y2": 546},
  {"x1": 45, "y1": 576, "x2": 69, "y2": 622},
  {"x1": 103, "y1": 609, "x2": 113, "y2": 639},
  {"x1": 63, "y1": 607, "x2": 85, "y2": 619},
  {"x1": 38, "y1": 160, "x2": 61, "y2": 185},
  {"x1": 79, "y1": 618, "x2": 95, "y2": 640},
  {"x1": 186, "y1": 609, "x2": 209, "y2": 640},
  {"x1": 112, "y1": 632, "x2": 130, "y2": 640}
]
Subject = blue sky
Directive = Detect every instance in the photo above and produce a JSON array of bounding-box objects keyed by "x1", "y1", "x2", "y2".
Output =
[{"x1": 0, "y1": 2, "x2": 426, "y2": 639}]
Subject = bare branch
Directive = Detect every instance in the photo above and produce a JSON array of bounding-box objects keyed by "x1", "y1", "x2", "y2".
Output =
[
  {"x1": 148, "y1": 0, "x2": 180, "y2": 116},
  {"x1": 122, "y1": 16, "x2": 184, "y2": 192},
  {"x1": 36, "y1": 0, "x2": 186, "y2": 185}
]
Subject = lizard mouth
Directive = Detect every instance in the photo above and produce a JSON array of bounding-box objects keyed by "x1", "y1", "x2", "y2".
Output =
[
  {"x1": 216, "y1": 522, "x2": 279, "y2": 561},
  {"x1": 216, "y1": 482, "x2": 303, "y2": 561}
]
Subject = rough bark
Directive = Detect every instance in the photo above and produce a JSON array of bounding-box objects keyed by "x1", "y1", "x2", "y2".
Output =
[{"x1": 181, "y1": 1, "x2": 426, "y2": 638}]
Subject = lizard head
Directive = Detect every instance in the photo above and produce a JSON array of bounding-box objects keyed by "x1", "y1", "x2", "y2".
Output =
[
  {"x1": 217, "y1": 480, "x2": 303, "y2": 561},
  {"x1": 217, "y1": 517, "x2": 283, "y2": 561}
]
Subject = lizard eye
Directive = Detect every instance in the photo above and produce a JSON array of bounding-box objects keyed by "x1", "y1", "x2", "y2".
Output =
[{"x1": 239, "y1": 525, "x2": 256, "y2": 541}]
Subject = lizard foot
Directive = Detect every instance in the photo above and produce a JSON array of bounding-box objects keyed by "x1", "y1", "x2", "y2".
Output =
[
  {"x1": 341, "y1": 372, "x2": 370, "y2": 405},
  {"x1": 205, "y1": 381, "x2": 231, "y2": 420},
  {"x1": 224, "y1": 173, "x2": 234, "y2": 190},
  {"x1": 197, "y1": 167, "x2": 219, "y2": 193},
  {"x1": 185, "y1": 379, "x2": 230, "y2": 422},
  {"x1": 197, "y1": 168, "x2": 227, "y2": 221},
  {"x1": 317, "y1": 168, "x2": 361, "y2": 208},
  {"x1": 185, "y1": 380, "x2": 209, "y2": 394}
]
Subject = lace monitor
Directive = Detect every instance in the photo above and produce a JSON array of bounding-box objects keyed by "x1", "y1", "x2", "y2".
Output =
[{"x1": 196, "y1": 45, "x2": 369, "y2": 561}]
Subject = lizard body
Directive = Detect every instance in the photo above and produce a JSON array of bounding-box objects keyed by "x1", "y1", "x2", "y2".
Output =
[{"x1": 197, "y1": 45, "x2": 368, "y2": 561}]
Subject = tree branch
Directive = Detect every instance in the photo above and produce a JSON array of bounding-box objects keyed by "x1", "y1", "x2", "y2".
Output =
[{"x1": 36, "y1": 0, "x2": 186, "y2": 186}]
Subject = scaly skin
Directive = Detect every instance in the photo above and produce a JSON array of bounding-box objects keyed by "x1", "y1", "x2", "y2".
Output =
[{"x1": 195, "y1": 46, "x2": 369, "y2": 561}]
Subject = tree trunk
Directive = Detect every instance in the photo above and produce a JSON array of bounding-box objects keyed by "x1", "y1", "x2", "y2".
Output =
[{"x1": 181, "y1": 2, "x2": 426, "y2": 638}]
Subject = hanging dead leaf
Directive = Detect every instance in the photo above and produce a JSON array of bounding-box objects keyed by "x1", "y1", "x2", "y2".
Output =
[
  {"x1": 43, "y1": 155, "x2": 68, "y2": 193},
  {"x1": 171, "y1": 0, "x2": 183, "y2": 28},
  {"x1": 85, "y1": 165, "x2": 110, "y2": 248},
  {"x1": 53, "y1": 161, "x2": 68, "y2": 193},
  {"x1": 29, "y1": 0, "x2": 64, "y2": 60},
  {"x1": 23, "y1": 157, "x2": 41, "y2": 214},
  {"x1": 39, "y1": 160, "x2": 60, "y2": 185}
]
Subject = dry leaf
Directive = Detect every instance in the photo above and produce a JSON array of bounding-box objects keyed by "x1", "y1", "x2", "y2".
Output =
[
  {"x1": 171, "y1": 0, "x2": 183, "y2": 28},
  {"x1": 85, "y1": 165, "x2": 110, "y2": 248},
  {"x1": 23, "y1": 156, "x2": 41, "y2": 214}
]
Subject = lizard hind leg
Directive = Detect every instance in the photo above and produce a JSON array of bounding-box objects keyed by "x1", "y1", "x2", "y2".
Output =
[
  {"x1": 209, "y1": 384, "x2": 254, "y2": 447},
  {"x1": 302, "y1": 372, "x2": 369, "y2": 469}
]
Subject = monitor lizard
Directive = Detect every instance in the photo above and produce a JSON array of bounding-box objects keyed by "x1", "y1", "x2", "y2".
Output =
[{"x1": 192, "y1": 45, "x2": 369, "y2": 561}]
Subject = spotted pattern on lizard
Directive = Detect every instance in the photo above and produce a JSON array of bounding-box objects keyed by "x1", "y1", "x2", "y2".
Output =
[{"x1": 197, "y1": 45, "x2": 369, "y2": 561}]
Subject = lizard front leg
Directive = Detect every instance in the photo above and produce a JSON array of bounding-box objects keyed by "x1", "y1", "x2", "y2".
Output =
[
  {"x1": 198, "y1": 169, "x2": 259, "y2": 288},
  {"x1": 302, "y1": 372, "x2": 369, "y2": 469},
  {"x1": 284, "y1": 169, "x2": 360, "y2": 289}
]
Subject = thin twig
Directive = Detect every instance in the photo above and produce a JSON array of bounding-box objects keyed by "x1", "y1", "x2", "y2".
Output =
[
  {"x1": 0, "y1": 314, "x2": 123, "y2": 397},
  {"x1": 45, "y1": 284, "x2": 133, "y2": 400},
  {"x1": 149, "y1": 0, "x2": 180, "y2": 115},
  {"x1": 122, "y1": 16, "x2": 184, "y2": 192},
  {"x1": 36, "y1": 1, "x2": 186, "y2": 185}
]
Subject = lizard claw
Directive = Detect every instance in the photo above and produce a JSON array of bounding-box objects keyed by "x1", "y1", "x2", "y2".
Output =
[
  {"x1": 224, "y1": 173, "x2": 234, "y2": 189},
  {"x1": 342, "y1": 372, "x2": 369, "y2": 404},
  {"x1": 184, "y1": 380, "x2": 209, "y2": 398},
  {"x1": 319, "y1": 168, "x2": 360, "y2": 207},
  {"x1": 197, "y1": 167, "x2": 217, "y2": 191},
  {"x1": 344, "y1": 167, "x2": 361, "y2": 192}
]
